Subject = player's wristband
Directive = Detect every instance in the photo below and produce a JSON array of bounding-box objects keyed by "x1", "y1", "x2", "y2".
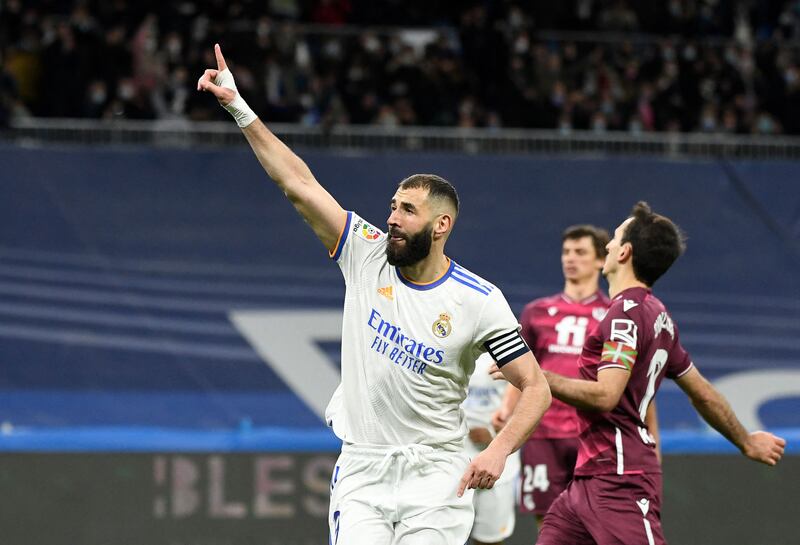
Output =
[
  {"x1": 224, "y1": 94, "x2": 257, "y2": 128},
  {"x1": 213, "y1": 68, "x2": 258, "y2": 128}
]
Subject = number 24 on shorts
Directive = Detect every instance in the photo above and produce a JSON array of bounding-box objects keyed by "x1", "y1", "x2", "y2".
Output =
[
  {"x1": 521, "y1": 463, "x2": 550, "y2": 511},
  {"x1": 523, "y1": 464, "x2": 550, "y2": 492}
]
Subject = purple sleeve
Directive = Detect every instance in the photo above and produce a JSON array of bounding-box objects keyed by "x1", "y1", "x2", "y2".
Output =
[
  {"x1": 665, "y1": 327, "x2": 694, "y2": 379},
  {"x1": 596, "y1": 302, "x2": 641, "y2": 372}
]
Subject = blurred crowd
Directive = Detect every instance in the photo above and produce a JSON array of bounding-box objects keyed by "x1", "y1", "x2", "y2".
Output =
[{"x1": 2, "y1": 0, "x2": 800, "y2": 134}]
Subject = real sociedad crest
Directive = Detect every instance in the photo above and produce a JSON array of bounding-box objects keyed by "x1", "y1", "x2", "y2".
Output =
[{"x1": 432, "y1": 313, "x2": 452, "y2": 338}]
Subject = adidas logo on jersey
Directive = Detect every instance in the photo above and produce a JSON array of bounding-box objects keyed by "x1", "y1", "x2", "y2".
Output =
[{"x1": 377, "y1": 286, "x2": 394, "y2": 301}]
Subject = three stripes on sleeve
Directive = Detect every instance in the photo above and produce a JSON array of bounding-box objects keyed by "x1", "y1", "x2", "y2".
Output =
[{"x1": 483, "y1": 330, "x2": 529, "y2": 366}]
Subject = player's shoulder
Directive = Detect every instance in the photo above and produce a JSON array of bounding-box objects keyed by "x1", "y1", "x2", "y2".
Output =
[
  {"x1": 640, "y1": 291, "x2": 680, "y2": 337},
  {"x1": 608, "y1": 287, "x2": 652, "y2": 316},
  {"x1": 349, "y1": 212, "x2": 387, "y2": 243},
  {"x1": 619, "y1": 288, "x2": 671, "y2": 323},
  {"x1": 448, "y1": 261, "x2": 498, "y2": 297},
  {"x1": 333, "y1": 211, "x2": 386, "y2": 265}
]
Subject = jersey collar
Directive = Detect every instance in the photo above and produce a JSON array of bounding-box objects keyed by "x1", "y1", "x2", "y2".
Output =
[
  {"x1": 561, "y1": 291, "x2": 602, "y2": 305},
  {"x1": 395, "y1": 258, "x2": 455, "y2": 291},
  {"x1": 613, "y1": 286, "x2": 652, "y2": 301}
]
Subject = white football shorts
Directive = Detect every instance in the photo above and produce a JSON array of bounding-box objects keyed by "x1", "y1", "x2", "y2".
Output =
[{"x1": 328, "y1": 443, "x2": 474, "y2": 545}]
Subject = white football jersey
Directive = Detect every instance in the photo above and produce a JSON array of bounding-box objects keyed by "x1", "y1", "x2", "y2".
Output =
[
  {"x1": 325, "y1": 212, "x2": 528, "y2": 449},
  {"x1": 462, "y1": 353, "x2": 521, "y2": 483}
]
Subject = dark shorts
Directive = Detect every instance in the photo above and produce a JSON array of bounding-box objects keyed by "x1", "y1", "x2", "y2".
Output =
[
  {"x1": 536, "y1": 473, "x2": 665, "y2": 545},
  {"x1": 519, "y1": 437, "x2": 578, "y2": 515}
]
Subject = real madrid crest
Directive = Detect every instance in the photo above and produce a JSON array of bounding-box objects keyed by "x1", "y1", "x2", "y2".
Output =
[{"x1": 432, "y1": 313, "x2": 452, "y2": 338}]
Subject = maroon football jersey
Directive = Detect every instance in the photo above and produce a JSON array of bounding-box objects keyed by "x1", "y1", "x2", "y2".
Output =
[
  {"x1": 520, "y1": 291, "x2": 611, "y2": 438},
  {"x1": 573, "y1": 287, "x2": 693, "y2": 476}
]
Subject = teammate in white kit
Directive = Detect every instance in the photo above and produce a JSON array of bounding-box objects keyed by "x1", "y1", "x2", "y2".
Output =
[
  {"x1": 198, "y1": 44, "x2": 552, "y2": 545},
  {"x1": 462, "y1": 353, "x2": 521, "y2": 545}
]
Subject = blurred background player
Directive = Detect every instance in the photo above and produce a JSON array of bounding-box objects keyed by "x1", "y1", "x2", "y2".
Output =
[
  {"x1": 495, "y1": 225, "x2": 659, "y2": 532},
  {"x1": 198, "y1": 44, "x2": 552, "y2": 545},
  {"x1": 537, "y1": 202, "x2": 786, "y2": 545},
  {"x1": 462, "y1": 353, "x2": 522, "y2": 545}
]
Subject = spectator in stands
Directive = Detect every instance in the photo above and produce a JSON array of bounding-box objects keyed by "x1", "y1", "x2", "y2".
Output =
[{"x1": 4, "y1": 0, "x2": 800, "y2": 135}]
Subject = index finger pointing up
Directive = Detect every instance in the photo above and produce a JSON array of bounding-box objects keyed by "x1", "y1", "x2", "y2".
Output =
[{"x1": 214, "y1": 43, "x2": 227, "y2": 71}]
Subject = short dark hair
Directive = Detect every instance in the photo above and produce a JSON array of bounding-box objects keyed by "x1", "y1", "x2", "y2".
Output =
[
  {"x1": 562, "y1": 224, "x2": 610, "y2": 259},
  {"x1": 398, "y1": 174, "x2": 459, "y2": 215},
  {"x1": 622, "y1": 201, "x2": 686, "y2": 286}
]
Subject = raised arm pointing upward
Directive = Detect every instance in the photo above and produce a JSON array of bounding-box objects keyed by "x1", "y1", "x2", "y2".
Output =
[
  {"x1": 198, "y1": 45, "x2": 551, "y2": 545},
  {"x1": 198, "y1": 43, "x2": 346, "y2": 252}
]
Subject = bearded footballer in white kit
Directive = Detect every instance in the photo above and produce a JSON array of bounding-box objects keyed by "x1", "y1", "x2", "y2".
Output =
[{"x1": 198, "y1": 44, "x2": 552, "y2": 544}]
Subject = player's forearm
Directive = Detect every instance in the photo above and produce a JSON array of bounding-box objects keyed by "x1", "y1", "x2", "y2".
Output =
[
  {"x1": 241, "y1": 119, "x2": 317, "y2": 195},
  {"x1": 502, "y1": 383, "x2": 521, "y2": 414},
  {"x1": 690, "y1": 387, "x2": 749, "y2": 451},
  {"x1": 543, "y1": 370, "x2": 616, "y2": 412},
  {"x1": 492, "y1": 375, "x2": 551, "y2": 455},
  {"x1": 200, "y1": 48, "x2": 343, "y2": 250},
  {"x1": 241, "y1": 120, "x2": 344, "y2": 249}
]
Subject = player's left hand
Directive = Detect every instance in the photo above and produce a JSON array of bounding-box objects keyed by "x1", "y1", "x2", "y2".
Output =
[
  {"x1": 742, "y1": 431, "x2": 786, "y2": 466},
  {"x1": 457, "y1": 445, "x2": 506, "y2": 497}
]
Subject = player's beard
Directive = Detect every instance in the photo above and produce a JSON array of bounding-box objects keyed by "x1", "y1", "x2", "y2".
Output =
[{"x1": 386, "y1": 223, "x2": 433, "y2": 267}]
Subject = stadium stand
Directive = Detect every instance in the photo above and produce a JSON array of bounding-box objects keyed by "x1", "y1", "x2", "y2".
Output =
[{"x1": 4, "y1": 1, "x2": 800, "y2": 133}]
